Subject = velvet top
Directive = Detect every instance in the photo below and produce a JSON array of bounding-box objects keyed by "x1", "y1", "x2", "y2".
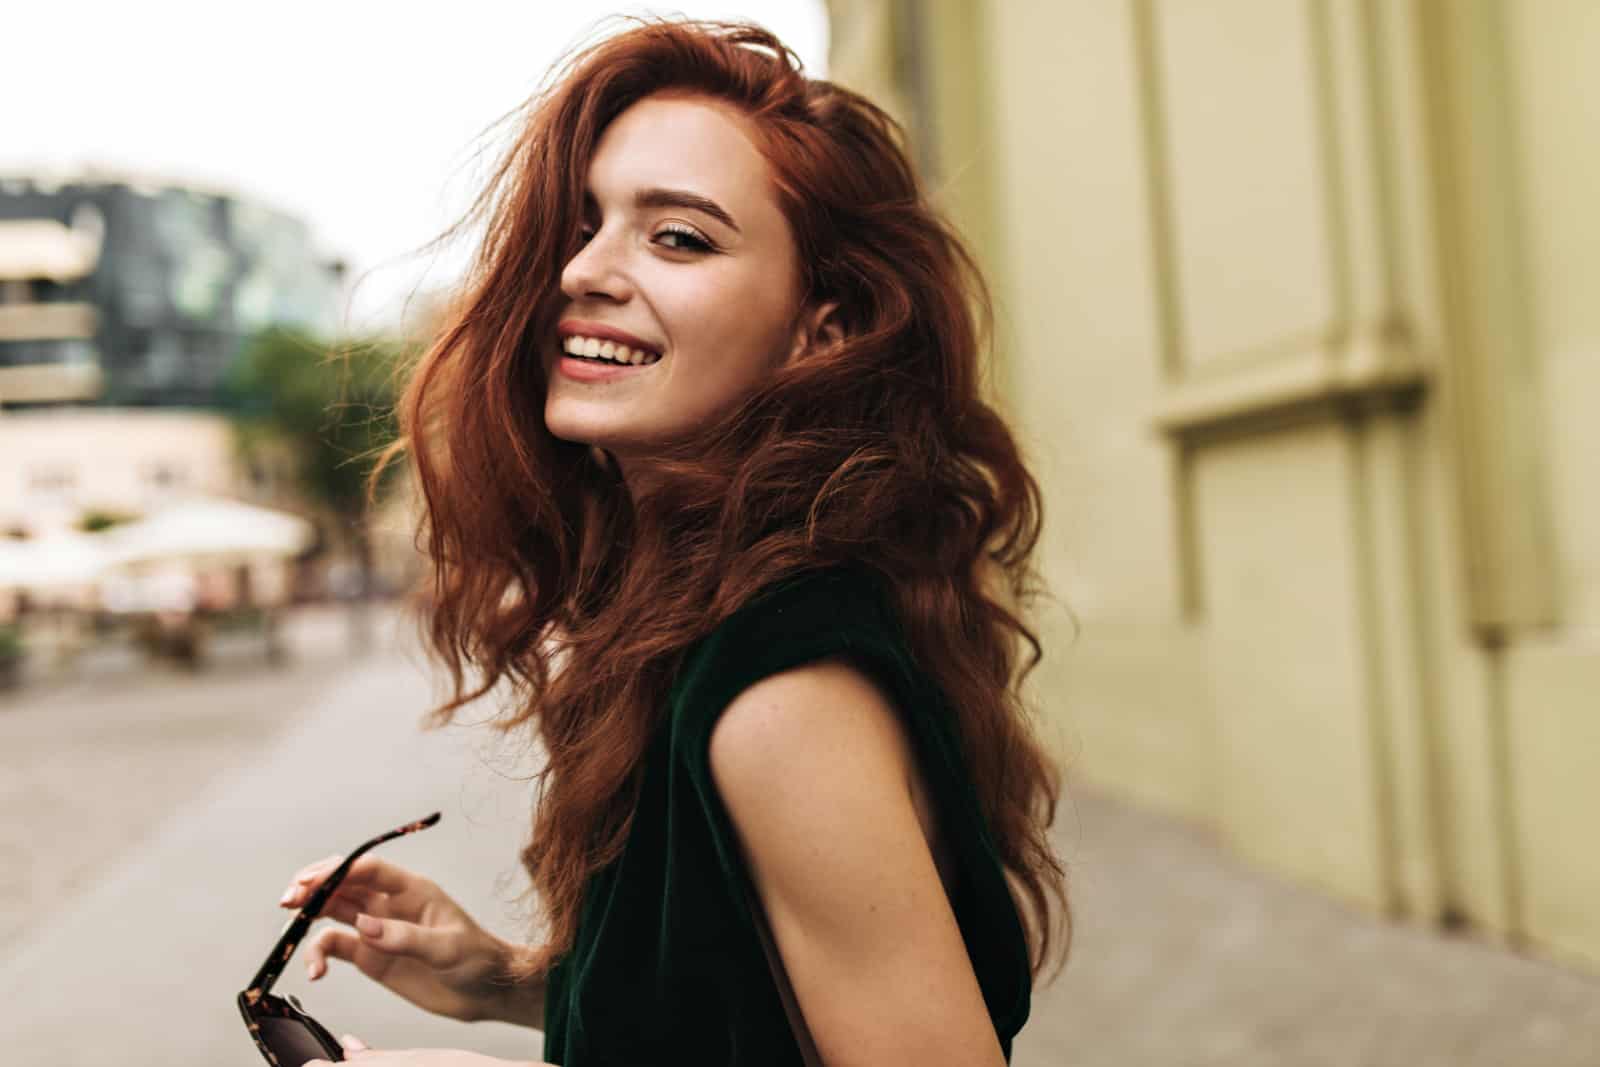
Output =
[{"x1": 539, "y1": 565, "x2": 1032, "y2": 1065}]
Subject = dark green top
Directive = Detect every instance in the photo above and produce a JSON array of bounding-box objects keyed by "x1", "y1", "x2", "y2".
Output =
[{"x1": 540, "y1": 565, "x2": 1032, "y2": 1065}]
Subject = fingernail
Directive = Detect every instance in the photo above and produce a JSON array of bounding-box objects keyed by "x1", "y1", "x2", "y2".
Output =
[
  {"x1": 279, "y1": 890, "x2": 295, "y2": 906},
  {"x1": 340, "y1": 1033, "x2": 368, "y2": 1051},
  {"x1": 355, "y1": 913, "x2": 382, "y2": 938}
]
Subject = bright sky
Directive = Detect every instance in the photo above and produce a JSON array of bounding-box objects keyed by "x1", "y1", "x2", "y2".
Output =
[{"x1": 0, "y1": 2, "x2": 829, "y2": 333}]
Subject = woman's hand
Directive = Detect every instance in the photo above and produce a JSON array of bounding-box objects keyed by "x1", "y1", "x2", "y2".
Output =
[
  {"x1": 281, "y1": 855, "x2": 544, "y2": 1027},
  {"x1": 305, "y1": 1033, "x2": 553, "y2": 1067}
]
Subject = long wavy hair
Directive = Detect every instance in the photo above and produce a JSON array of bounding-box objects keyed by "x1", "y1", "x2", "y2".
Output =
[{"x1": 389, "y1": 16, "x2": 1069, "y2": 982}]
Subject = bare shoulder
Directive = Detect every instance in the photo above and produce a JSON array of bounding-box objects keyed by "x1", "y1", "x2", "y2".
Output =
[
  {"x1": 705, "y1": 656, "x2": 1007, "y2": 1064},
  {"x1": 707, "y1": 655, "x2": 916, "y2": 811}
]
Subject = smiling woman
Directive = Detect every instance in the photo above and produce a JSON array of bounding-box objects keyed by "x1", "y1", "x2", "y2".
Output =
[
  {"x1": 283, "y1": 16, "x2": 1068, "y2": 1067},
  {"x1": 543, "y1": 91, "x2": 818, "y2": 476}
]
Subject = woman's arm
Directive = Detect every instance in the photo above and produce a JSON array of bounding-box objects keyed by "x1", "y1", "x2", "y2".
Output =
[
  {"x1": 475, "y1": 939, "x2": 549, "y2": 1030},
  {"x1": 288, "y1": 857, "x2": 549, "y2": 1031},
  {"x1": 708, "y1": 657, "x2": 1009, "y2": 1067}
]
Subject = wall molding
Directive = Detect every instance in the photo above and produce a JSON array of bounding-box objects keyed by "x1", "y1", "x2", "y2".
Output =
[
  {"x1": 1153, "y1": 322, "x2": 1427, "y2": 440},
  {"x1": 1414, "y1": 0, "x2": 1557, "y2": 633}
]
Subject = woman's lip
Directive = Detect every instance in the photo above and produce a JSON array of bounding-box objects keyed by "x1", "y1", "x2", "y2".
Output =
[
  {"x1": 556, "y1": 319, "x2": 662, "y2": 355},
  {"x1": 554, "y1": 353, "x2": 659, "y2": 382}
]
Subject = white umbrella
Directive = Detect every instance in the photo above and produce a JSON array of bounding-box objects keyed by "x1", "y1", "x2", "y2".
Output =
[
  {"x1": 0, "y1": 532, "x2": 111, "y2": 592},
  {"x1": 102, "y1": 495, "x2": 317, "y2": 570}
]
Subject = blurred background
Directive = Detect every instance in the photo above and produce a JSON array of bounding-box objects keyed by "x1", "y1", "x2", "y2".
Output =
[{"x1": 3, "y1": 1, "x2": 1598, "y2": 1064}]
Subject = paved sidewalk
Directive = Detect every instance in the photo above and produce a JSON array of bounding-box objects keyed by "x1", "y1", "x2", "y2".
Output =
[
  {"x1": 0, "y1": 607, "x2": 360, "y2": 952},
  {"x1": 0, "y1": 619, "x2": 546, "y2": 1066},
  {"x1": 1013, "y1": 788, "x2": 1600, "y2": 1066}
]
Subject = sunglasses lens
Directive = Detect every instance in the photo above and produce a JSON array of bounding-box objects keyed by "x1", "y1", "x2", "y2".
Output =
[{"x1": 257, "y1": 1017, "x2": 340, "y2": 1065}]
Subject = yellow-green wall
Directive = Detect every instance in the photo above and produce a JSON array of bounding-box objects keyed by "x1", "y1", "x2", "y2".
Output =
[{"x1": 828, "y1": 0, "x2": 1600, "y2": 969}]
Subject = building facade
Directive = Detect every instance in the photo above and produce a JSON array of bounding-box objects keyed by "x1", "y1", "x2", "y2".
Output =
[
  {"x1": 827, "y1": 0, "x2": 1600, "y2": 972},
  {"x1": 0, "y1": 172, "x2": 342, "y2": 408},
  {"x1": 0, "y1": 408, "x2": 244, "y2": 538}
]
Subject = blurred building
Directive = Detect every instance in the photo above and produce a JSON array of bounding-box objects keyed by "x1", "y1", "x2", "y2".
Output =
[
  {"x1": 0, "y1": 170, "x2": 343, "y2": 409},
  {"x1": 0, "y1": 408, "x2": 262, "y2": 538},
  {"x1": 0, "y1": 171, "x2": 350, "y2": 567},
  {"x1": 829, "y1": 1, "x2": 1600, "y2": 970}
]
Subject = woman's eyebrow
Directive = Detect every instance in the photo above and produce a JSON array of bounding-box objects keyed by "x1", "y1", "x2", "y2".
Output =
[{"x1": 633, "y1": 187, "x2": 741, "y2": 234}]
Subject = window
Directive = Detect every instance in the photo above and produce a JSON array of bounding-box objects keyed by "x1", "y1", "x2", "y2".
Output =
[
  {"x1": 27, "y1": 466, "x2": 76, "y2": 493},
  {"x1": 147, "y1": 462, "x2": 187, "y2": 489},
  {"x1": 0, "y1": 339, "x2": 97, "y2": 367}
]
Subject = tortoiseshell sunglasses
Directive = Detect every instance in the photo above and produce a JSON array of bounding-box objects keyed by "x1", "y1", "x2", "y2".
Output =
[{"x1": 237, "y1": 812, "x2": 441, "y2": 1066}]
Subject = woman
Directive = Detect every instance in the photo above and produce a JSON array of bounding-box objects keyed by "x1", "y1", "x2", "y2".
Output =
[{"x1": 287, "y1": 17, "x2": 1068, "y2": 1067}]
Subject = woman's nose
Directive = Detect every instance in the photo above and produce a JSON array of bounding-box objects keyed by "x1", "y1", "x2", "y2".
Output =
[{"x1": 560, "y1": 228, "x2": 633, "y2": 303}]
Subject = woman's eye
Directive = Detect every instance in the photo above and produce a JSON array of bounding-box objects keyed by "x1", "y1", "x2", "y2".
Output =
[{"x1": 655, "y1": 225, "x2": 713, "y2": 253}]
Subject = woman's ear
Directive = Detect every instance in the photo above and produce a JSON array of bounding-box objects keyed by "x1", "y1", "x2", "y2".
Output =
[{"x1": 786, "y1": 300, "x2": 844, "y2": 365}]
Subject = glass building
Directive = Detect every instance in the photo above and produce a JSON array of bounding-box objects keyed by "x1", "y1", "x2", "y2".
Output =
[{"x1": 0, "y1": 173, "x2": 343, "y2": 408}]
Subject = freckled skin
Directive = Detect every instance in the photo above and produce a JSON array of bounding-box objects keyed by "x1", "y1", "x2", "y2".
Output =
[{"x1": 542, "y1": 93, "x2": 812, "y2": 482}]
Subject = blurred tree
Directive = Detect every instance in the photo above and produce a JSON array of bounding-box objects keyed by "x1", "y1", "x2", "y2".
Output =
[
  {"x1": 226, "y1": 325, "x2": 410, "y2": 651},
  {"x1": 77, "y1": 509, "x2": 138, "y2": 534}
]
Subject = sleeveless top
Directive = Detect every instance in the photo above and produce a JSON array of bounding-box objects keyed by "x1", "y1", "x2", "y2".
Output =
[{"x1": 539, "y1": 564, "x2": 1032, "y2": 1065}]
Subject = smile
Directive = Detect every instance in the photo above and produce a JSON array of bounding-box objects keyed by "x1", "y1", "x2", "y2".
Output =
[{"x1": 560, "y1": 334, "x2": 662, "y2": 366}]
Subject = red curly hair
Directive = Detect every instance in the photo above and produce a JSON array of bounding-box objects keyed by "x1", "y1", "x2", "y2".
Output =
[{"x1": 392, "y1": 16, "x2": 1069, "y2": 983}]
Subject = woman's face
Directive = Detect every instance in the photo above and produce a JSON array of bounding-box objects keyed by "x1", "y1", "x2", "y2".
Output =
[{"x1": 544, "y1": 92, "x2": 813, "y2": 480}]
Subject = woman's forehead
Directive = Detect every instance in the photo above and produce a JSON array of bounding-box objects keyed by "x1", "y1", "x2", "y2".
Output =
[{"x1": 585, "y1": 94, "x2": 781, "y2": 226}]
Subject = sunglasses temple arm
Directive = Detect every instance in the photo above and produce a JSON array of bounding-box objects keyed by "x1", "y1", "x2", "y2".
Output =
[{"x1": 243, "y1": 813, "x2": 441, "y2": 997}]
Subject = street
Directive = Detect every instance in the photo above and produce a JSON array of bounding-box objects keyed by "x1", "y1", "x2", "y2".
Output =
[
  {"x1": 0, "y1": 606, "x2": 544, "y2": 1065},
  {"x1": 1, "y1": 610, "x2": 354, "y2": 953},
  {"x1": 4, "y1": 606, "x2": 1600, "y2": 1065}
]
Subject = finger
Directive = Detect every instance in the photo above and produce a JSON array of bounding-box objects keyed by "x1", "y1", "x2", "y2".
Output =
[
  {"x1": 317, "y1": 856, "x2": 414, "y2": 895},
  {"x1": 284, "y1": 857, "x2": 413, "y2": 906},
  {"x1": 292, "y1": 854, "x2": 345, "y2": 884},
  {"x1": 281, "y1": 854, "x2": 345, "y2": 905},
  {"x1": 355, "y1": 911, "x2": 459, "y2": 969},
  {"x1": 305, "y1": 926, "x2": 363, "y2": 981},
  {"x1": 325, "y1": 888, "x2": 388, "y2": 926},
  {"x1": 285, "y1": 881, "x2": 385, "y2": 918},
  {"x1": 339, "y1": 1033, "x2": 369, "y2": 1053}
]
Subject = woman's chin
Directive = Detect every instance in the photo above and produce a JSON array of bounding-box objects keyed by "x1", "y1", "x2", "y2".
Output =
[
  {"x1": 545, "y1": 414, "x2": 620, "y2": 448},
  {"x1": 544, "y1": 424, "x2": 651, "y2": 467}
]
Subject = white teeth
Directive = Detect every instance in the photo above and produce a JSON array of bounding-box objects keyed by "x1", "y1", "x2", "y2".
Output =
[{"x1": 561, "y1": 334, "x2": 661, "y2": 365}]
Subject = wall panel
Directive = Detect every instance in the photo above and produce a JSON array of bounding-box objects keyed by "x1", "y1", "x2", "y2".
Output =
[
  {"x1": 985, "y1": 0, "x2": 1182, "y2": 625},
  {"x1": 1153, "y1": 0, "x2": 1336, "y2": 371},
  {"x1": 1193, "y1": 421, "x2": 1388, "y2": 908}
]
